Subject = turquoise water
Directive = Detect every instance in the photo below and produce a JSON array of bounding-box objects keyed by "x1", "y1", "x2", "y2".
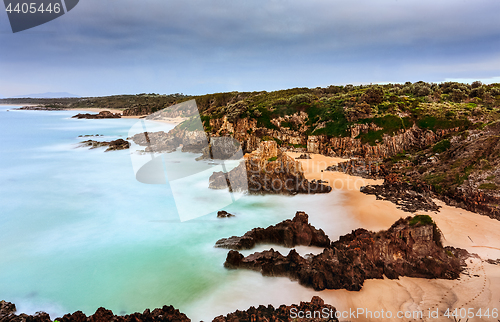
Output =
[{"x1": 0, "y1": 106, "x2": 357, "y2": 320}]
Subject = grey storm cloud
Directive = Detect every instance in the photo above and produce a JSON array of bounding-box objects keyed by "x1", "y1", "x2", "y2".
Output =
[{"x1": 1, "y1": 0, "x2": 499, "y2": 96}]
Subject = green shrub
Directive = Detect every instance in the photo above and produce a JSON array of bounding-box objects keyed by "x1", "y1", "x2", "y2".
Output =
[
  {"x1": 268, "y1": 157, "x2": 278, "y2": 162},
  {"x1": 432, "y1": 139, "x2": 451, "y2": 153},
  {"x1": 409, "y1": 215, "x2": 434, "y2": 226}
]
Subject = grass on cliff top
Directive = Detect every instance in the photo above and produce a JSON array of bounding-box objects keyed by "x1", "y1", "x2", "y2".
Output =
[{"x1": 409, "y1": 214, "x2": 434, "y2": 226}]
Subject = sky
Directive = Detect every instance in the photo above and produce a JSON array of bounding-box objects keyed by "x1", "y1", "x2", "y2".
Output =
[{"x1": 1, "y1": 0, "x2": 500, "y2": 97}]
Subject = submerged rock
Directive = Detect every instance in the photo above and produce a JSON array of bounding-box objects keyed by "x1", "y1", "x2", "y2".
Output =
[
  {"x1": 215, "y1": 211, "x2": 330, "y2": 250},
  {"x1": 78, "y1": 139, "x2": 130, "y2": 152},
  {"x1": 223, "y1": 215, "x2": 471, "y2": 291},
  {"x1": 217, "y1": 210, "x2": 235, "y2": 218}
]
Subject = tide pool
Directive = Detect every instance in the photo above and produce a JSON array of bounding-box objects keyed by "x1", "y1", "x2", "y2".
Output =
[{"x1": 0, "y1": 106, "x2": 358, "y2": 320}]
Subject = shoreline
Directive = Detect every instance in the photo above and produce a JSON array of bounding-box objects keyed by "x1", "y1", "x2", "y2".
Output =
[{"x1": 285, "y1": 152, "x2": 500, "y2": 321}]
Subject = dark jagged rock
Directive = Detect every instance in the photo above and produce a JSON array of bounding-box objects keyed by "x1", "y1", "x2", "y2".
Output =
[
  {"x1": 16, "y1": 106, "x2": 63, "y2": 111},
  {"x1": 0, "y1": 301, "x2": 190, "y2": 322},
  {"x1": 2, "y1": 297, "x2": 338, "y2": 322},
  {"x1": 215, "y1": 211, "x2": 330, "y2": 250},
  {"x1": 217, "y1": 210, "x2": 235, "y2": 218},
  {"x1": 360, "y1": 173, "x2": 440, "y2": 213},
  {"x1": 78, "y1": 139, "x2": 130, "y2": 152},
  {"x1": 486, "y1": 259, "x2": 500, "y2": 265},
  {"x1": 1, "y1": 300, "x2": 52, "y2": 322},
  {"x1": 295, "y1": 154, "x2": 311, "y2": 160},
  {"x1": 72, "y1": 111, "x2": 121, "y2": 119},
  {"x1": 224, "y1": 216, "x2": 470, "y2": 291},
  {"x1": 325, "y1": 159, "x2": 387, "y2": 179},
  {"x1": 209, "y1": 141, "x2": 331, "y2": 195},
  {"x1": 213, "y1": 296, "x2": 338, "y2": 322}
]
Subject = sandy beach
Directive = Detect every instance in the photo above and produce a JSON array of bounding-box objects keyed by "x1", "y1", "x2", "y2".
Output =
[{"x1": 285, "y1": 152, "x2": 500, "y2": 321}]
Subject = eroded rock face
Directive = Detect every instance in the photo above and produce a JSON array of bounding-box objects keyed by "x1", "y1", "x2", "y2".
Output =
[
  {"x1": 307, "y1": 125, "x2": 460, "y2": 159},
  {"x1": 78, "y1": 139, "x2": 130, "y2": 152},
  {"x1": 209, "y1": 141, "x2": 331, "y2": 195},
  {"x1": 72, "y1": 111, "x2": 121, "y2": 119},
  {"x1": 224, "y1": 216, "x2": 469, "y2": 291},
  {"x1": 213, "y1": 296, "x2": 338, "y2": 322},
  {"x1": 215, "y1": 211, "x2": 330, "y2": 250}
]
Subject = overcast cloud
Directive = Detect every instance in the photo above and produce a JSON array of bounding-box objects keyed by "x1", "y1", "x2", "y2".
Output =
[{"x1": 0, "y1": 0, "x2": 499, "y2": 96}]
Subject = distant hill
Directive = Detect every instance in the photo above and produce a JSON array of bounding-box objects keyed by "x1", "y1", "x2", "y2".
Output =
[{"x1": 10, "y1": 92, "x2": 80, "y2": 98}]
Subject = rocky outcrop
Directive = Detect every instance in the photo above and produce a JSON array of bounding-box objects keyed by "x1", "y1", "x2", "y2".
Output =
[
  {"x1": 326, "y1": 159, "x2": 387, "y2": 179},
  {"x1": 209, "y1": 141, "x2": 331, "y2": 194},
  {"x1": 129, "y1": 129, "x2": 208, "y2": 154},
  {"x1": 1, "y1": 297, "x2": 338, "y2": 322},
  {"x1": 0, "y1": 300, "x2": 190, "y2": 322},
  {"x1": 213, "y1": 296, "x2": 338, "y2": 322},
  {"x1": 78, "y1": 139, "x2": 130, "y2": 152},
  {"x1": 360, "y1": 174, "x2": 440, "y2": 212},
  {"x1": 224, "y1": 216, "x2": 469, "y2": 291},
  {"x1": 296, "y1": 154, "x2": 311, "y2": 159},
  {"x1": 197, "y1": 136, "x2": 243, "y2": 160},
  {"x1": 215, "y1": 211, "x2": 330, "y2": 250},
  {"x1": 16, "y1": 106, "x2": 63, "y2": 111},
  {"x1": 72, "y1": 111, "x2": 121, "y2": 119},
  {"x1": 217, "y1": 210, "x2": 235, "y2": 218},
  {"x1": 1, "y1": 300, "x2": 51, "y2": 322}
]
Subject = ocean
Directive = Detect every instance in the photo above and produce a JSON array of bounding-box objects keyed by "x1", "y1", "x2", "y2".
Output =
[{"x1": 0, "y1": 106, "x2": 359, "y2": 321}]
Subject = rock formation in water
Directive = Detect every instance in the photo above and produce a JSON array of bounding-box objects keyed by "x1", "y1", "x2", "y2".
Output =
[
  {"x1": 0, "y1": 300, "x2": 190, "y2": 322},
  {"x1": 209, "y1": 141, "x2": 331, "y2": 194},
  {"x1": 224, "y1": 215, "x2": 470, "y2": 291},
  {"x1": 217, "y1": 210, "x2": 235, "y2": 218},
  {"x1": 1, "y1": 297, "x2": 338, "y2": 322},
  {"x1": 78, "y1": 139, "x2": 130, "y2": 152},
  {"x1": 215, "y1": 211, "x2": 330, "y2": 250},
  {"x1": 72, "y1": 111, "x2": 122, "y2": 119},
  {"x1": 213, "y1": 296, "x2": 338, "y2": 322}
]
